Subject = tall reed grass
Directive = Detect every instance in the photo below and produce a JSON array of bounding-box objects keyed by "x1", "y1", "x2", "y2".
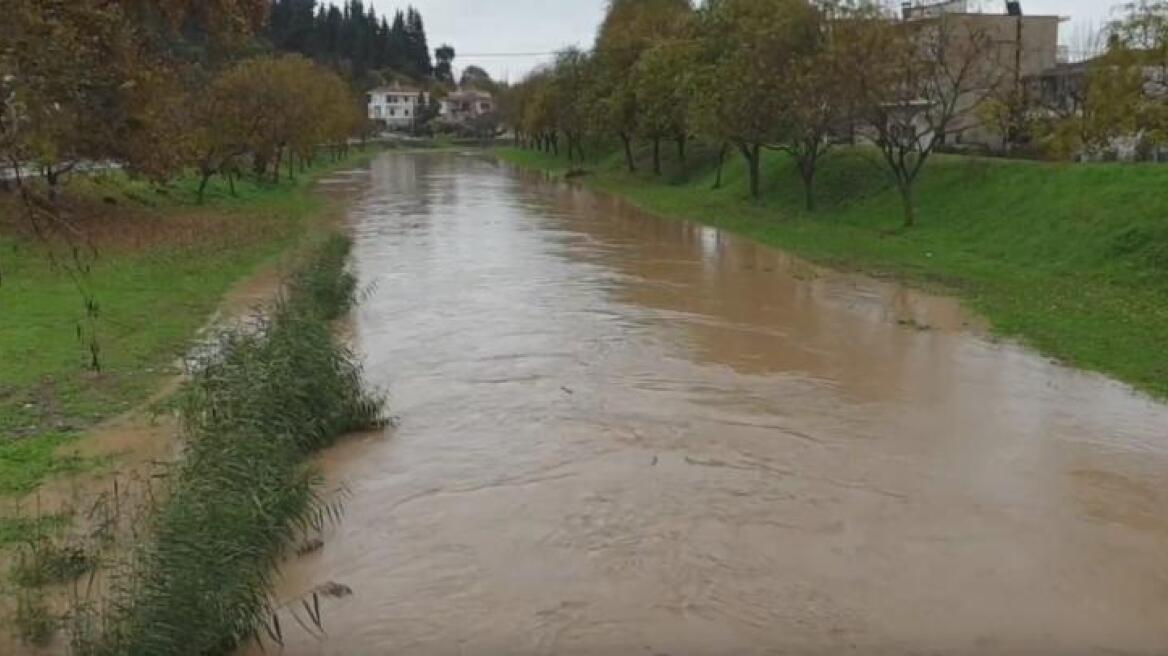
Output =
[{"x1": 72, "y1": 234, "x2": 383, "y2": 654}]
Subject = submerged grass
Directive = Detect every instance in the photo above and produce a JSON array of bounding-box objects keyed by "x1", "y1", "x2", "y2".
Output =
[
  {"x1": 497, "y1": 143, "x2": 1168, "y2": 399},
  {"x1": 66, "y1": 235, "x2": 384, "y2": 654}
]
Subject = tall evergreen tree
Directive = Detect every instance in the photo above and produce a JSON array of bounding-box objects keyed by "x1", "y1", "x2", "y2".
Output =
[
  {"x1": 405, "y1": 8, "x2": 433, "y2": 77},
  {"x1": 265, "y1": 1, "x2": 438, "y2": 84}
]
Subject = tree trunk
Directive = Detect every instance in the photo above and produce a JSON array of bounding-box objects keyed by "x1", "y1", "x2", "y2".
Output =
[
  {"x1": 45, "y1": 168, "x2": 60, "y2": 200},
  {"x1": 799, "y1": 160, "x2": 816, "y2": 212},
  {"x1": 899, "y1": 181, "x2": 915, "y2": 228},
  {"x1": 676, "y1": 135, "x2": 686, "y2": 163},
  {"x1": 226, "y1": 169, "x2": 237, "y2": 197},
  {"x1": 253, "y1": 151, "x2": 269, "y2": 178},
  {"x1": 652, "y1": 137, "x2": 661, "y2": 176},
  {"x1": 740, "y1": 143, "x2": 761, "y2": 199},
  {"x1": 197, "y1": 169, "x2": 213, "y2": 204},
  {"x1": 620, "y1": 132, "x2": 636, "y2": 172},
  {"x1": 713, "y1": 142, "x2": 728, "y2": 190},
  {"x1": 272, "y1": 148, "x2": 283, "y2": 184}
]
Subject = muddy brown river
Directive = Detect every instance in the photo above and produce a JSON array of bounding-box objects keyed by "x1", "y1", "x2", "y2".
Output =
[{"x1": 266, "y1": 152, "x2": 1168, "y2": 655}]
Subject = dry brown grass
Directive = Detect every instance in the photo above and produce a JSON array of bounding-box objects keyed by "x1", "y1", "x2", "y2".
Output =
[{"x1": 0, "y1": 192, "x2": 287, "y2": 257}]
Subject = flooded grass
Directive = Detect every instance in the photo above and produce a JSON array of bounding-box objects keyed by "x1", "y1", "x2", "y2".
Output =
[
  {"x1": 64, "y1": 235, "x2": 384, "y2": 654},
  {"x1": 498, "y1": 144, "x2": 1168, "y2": 399}
]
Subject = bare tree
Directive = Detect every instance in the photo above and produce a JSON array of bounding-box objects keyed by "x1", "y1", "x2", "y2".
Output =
[{"x1": 854, "y1": 13, "x2": 1001, "y2": 227}]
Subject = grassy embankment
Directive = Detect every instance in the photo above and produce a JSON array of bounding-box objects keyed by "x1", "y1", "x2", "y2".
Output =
[
  {"x1": 0, "y1": 148, "x2": 377, "y2": 500},
  {"x1": 497, "y1": 143, "x2": 1168, "y2": 398},
  {"x1": 5, "y1": 235, "x2": 384, "y2": 651},
  {"x1": 68, "y1": 235, "x2": 384, "y2": 653}
]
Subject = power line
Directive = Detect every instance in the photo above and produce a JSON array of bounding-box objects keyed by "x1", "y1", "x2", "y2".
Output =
[{"x1": 455, "y1": 51, "x2": 563, "y2": 58}]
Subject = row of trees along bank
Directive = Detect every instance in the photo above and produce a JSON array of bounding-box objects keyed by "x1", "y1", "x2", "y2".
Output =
[
  {"x1": 501, "y1": 0, "x2": 1168, "y2": 228},
  {"x1": 1, "y1": 1, "x2": 385, "y2": 376},
  {"x1": 1, "y1": 1, "x2": 371, "y2": 206}
]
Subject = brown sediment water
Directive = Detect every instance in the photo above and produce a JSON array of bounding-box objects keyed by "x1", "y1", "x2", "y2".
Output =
[{"x1": 262, "y1": 152, "x2": 1168, "y2": 655}]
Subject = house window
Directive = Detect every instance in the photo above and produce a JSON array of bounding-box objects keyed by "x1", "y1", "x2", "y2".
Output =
[
  {"x1": 389, "y1": 108, "x2": 396, "y2": 117},
  {"x1": 375, "y1": 106, "x2": 383, "y2": 118},
  {"x1": 404, "y1": 109, "x2": 411, "y2": 117}
]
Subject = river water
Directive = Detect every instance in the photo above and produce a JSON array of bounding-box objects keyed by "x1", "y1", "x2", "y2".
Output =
[{"x1": 268, "y1": 152, "x2": 1168, "y2": 655}]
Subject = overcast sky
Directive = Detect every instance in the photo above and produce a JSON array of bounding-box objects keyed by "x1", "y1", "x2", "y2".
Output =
[{"x1": 368, "y1": 0, "x2": 1128, "y2": 81}]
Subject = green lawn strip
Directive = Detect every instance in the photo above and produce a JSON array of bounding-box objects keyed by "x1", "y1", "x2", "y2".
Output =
[
  {"x1": 0, "y1": 148, "x2": 379, "y2": 497},
  {"x1": 496, "y1": 144, "x2": 1168, "y2": 399}
]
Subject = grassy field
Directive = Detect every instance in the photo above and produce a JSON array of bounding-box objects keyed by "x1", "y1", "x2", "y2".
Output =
[
  {"x1": 497, "y1": 143, "x2": 1168, "y2": 399},
  {"x1": 0, "y1": 150, "x2": 377, "y2": 496}
]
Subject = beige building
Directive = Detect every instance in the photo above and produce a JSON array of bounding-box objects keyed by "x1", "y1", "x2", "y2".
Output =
[
  {"x1": 439, "y1": 89, "x2": 495, "y2": 122},
  {"x1": 903, "y1": 1, "x2": 1064, "y2": 150}
]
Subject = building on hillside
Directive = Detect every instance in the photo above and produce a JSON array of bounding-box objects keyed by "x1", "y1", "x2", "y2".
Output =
[
  {"x1": 367, "y1": 84, "x2": 427, "y2": 130},
  {"x1": 899, "y1": 1, "x2": 1064, "y2": 151},
  {"x1": 439, "y1": 89, "x2": 495, "y2": 122}
]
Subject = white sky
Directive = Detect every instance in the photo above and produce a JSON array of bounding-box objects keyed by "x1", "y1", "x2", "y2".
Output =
[{"x1": 369, "y1": 0, "x2": 1128, "y2": 81}]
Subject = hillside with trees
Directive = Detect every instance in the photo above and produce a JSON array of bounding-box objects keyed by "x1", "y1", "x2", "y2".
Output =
[{"x1": 267, "y1": 0, "x2": 436, "y2": 81}]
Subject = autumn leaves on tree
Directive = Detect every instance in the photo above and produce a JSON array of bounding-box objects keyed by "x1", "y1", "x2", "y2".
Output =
[
  {"x1": 0, "y1": 1, "x2": 371, "y2": 209},
  {"x1": 504, "y1": 0, "x2": 1018, "y2": 227}
]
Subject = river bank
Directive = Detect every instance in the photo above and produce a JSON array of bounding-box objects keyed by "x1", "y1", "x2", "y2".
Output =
[
  {"x1": 496, "y1": 145, "x2": 1168, "y2": 400},
  {"x1": 0, "y1": 148, "x2": 380, "y2": 503},
  {"x1": 0, "y1": 163, "x2": 385, "y2": 649},
  {"x1": 0, "y1": 149, "x2": 386, "y2": 651}
]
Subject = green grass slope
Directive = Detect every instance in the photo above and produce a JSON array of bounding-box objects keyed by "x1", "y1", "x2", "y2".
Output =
[{"x1": 497, "y1": 142, "x2": 1168, "y2": 399}]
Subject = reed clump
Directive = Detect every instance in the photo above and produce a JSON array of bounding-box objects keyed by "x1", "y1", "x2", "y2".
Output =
[{"x1": 72, "y1": 234, "x2": 383, "y2": 655}]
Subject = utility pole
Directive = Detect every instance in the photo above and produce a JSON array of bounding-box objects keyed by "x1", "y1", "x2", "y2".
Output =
[{"x1": 1008, "y1": 0, "x2": 1023, "y2": 153}]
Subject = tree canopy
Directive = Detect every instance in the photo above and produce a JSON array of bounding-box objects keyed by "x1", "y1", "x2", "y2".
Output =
[{"x1": 267, "y1": 1, "x2": 435, "y2": 80}]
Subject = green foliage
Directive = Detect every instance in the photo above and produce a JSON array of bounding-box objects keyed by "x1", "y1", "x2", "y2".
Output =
[
  {"x1": 632, "y1": 39, "x2": 694, "y2": 150},
  {"x1": 77, "y1": 236, "x2": 384, "y2": 654},
  {"x1": 497, "y1": 144, "x2": 1168, "y2": 398},
  {"x1": 690, "y1": 0, "x2": 819, "y2": 148},
  {"x1": 288, "y1": 235, "x2": 359, "y2": 321}
]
